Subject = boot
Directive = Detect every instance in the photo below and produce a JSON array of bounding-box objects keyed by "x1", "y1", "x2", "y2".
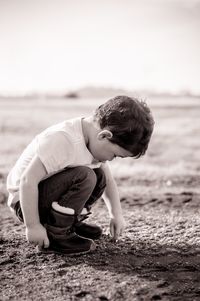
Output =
[
  {"x1": 74, "y1": 211, "x2": 102, "y2": 240},
  {"x1": 42, "y1": 208, "x2": 96, "y2": 255}
]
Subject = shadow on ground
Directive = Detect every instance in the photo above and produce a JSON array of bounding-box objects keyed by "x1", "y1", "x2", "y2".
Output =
[
  {"x1": 1, "y1": 192, "x2": 200, "y2": 301},
  {"x1": 1, "y1": 231, "x2": 200, "y2": 301}
]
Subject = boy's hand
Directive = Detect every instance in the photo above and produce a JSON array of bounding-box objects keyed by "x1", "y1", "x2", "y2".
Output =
[
  {"x1": 109, "y1": 214, "x2": 126, "y2": 241},
  {"x1": 26, "y1": 224, "x2": 49, "y2": 248}
]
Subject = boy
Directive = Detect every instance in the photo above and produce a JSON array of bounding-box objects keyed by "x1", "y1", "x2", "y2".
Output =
[{"x1": 7, "y1": 95, "x2": 154, "y2": 255}]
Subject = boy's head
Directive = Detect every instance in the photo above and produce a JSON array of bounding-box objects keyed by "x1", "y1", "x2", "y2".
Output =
[{"x1": 93, "y1": 95, "x2": 154, "y2": 159}]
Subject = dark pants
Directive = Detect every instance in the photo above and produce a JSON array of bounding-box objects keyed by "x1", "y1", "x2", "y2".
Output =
[{"x1": 15, "y1": 166, "x2": 106, "y2": 224}]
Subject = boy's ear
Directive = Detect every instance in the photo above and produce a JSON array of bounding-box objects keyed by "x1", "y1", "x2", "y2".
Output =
[{"x1": 97, "y1": 130, "x2": 113, "y2": 140}]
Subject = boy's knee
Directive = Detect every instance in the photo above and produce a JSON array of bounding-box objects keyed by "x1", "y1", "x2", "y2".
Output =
[{"x1": 76, "y1": 166, "x2": 97, "y2": 190}]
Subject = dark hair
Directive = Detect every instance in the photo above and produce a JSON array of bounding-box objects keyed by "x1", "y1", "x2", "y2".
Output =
[{"x1": 94, "y1": 95, "x2": 154, "y2": 158}]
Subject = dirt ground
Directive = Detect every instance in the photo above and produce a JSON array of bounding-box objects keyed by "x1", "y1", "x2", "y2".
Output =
[{"x1": 0, "y1": 96, "x2": 200, "y2": 301}]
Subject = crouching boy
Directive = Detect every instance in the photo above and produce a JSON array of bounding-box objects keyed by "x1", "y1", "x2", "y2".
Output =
[{"x1": 7, "y1": 95, "x2": 154, "y2": 255}]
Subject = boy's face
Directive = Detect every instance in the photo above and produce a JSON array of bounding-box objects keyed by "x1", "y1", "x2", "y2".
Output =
[{"x1": 89, "y1": 129, "x2": 133, "y2": 162}]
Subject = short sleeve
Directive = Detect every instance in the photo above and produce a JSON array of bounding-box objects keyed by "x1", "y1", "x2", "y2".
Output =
[{"x1": 36, "y1": 131, "x2": 74, "y2": 174}]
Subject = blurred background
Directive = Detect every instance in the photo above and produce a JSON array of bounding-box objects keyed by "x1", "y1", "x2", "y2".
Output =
[
  {"x1": 0, "y1": 0, "x2": 200, "y2": 200},
  {"x1": 0, "y1": 0, "x2": 200, "y2": 97}
]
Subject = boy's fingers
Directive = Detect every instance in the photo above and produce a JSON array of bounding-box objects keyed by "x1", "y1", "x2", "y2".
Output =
[
  {"x1": 43, "y1": 237, "x2": 50, "y2": 248},
  {"x1": 37, "y1": 240, "x2": 44, "y2": 248},
  {"x1": 110, "y1": 223, "x2": 114, "y2": 237},
  {"x1": 113, "y1": 228, "x2": 120, "y2": 241}
]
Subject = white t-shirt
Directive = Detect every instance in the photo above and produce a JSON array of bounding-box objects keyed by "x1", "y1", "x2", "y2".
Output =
[{"x1": 7, "y1": 117, "x2": 101, "y2": 209}]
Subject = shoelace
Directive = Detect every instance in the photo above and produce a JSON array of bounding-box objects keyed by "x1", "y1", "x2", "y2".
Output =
[
  {"x1": 47, "y1": 211, "x2": 92, "y2": 236},
  {"x1": 71, "y1": 211, "x2": 92, "y2": 232},
  {"x1": 78, "y1": 211, "x2": 92, "y2": 223}
]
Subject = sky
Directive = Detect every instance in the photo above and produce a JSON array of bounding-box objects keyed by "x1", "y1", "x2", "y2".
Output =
[{"x1": 0, "y1": 0, "x2": 200, "y2": 95}]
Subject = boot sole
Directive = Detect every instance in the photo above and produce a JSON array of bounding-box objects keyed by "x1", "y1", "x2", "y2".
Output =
[{"x1": 36, "y1": 240, "x2": 96, "y2": 256}]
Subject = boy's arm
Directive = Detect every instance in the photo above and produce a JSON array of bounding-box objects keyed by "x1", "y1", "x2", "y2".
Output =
[
  {"x1": 100, "y1": 162, "x2": 125, "y2": 240},
  {"x1": 20, "y1": 155, "x2": 49, "y2": 248}
]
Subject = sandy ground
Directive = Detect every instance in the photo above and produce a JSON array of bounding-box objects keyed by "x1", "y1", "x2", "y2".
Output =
[{"x1": 0, "y1": 96, "x2": 200, "y2": 300}]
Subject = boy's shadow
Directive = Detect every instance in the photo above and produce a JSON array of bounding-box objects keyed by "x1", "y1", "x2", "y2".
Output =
[{"x1": 59, "y1": 235, "x2": 200, "y2": 300}]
